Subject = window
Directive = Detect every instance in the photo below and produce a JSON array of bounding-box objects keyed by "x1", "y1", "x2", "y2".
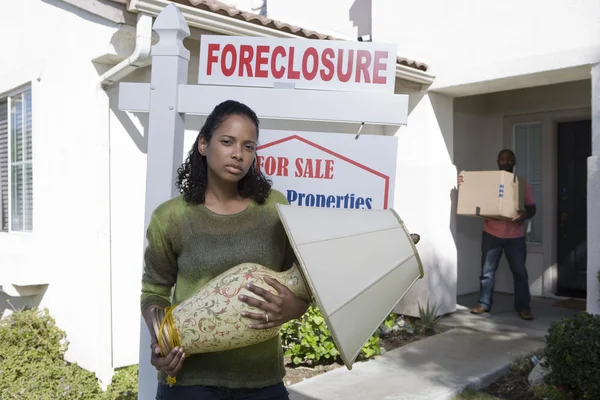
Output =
[
  {"x1": 0, "y1": 86, "x2": 33, "y2": 232},
  {"x1": 513, "y1": 122, "x2": 541, "y2": 243}
]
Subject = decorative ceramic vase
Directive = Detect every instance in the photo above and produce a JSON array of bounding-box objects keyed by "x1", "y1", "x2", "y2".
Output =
[{"x1": 151, "y1": 262, "x2": 311, "y2": 357}]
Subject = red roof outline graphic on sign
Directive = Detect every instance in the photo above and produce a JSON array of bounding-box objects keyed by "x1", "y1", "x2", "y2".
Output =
[{"x1": 257, "y1": 135, "x2": 390, "y2": 209}]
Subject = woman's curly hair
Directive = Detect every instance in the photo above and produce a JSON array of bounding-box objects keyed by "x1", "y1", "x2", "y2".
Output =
[{"x1": 176, "y1": 100, "x2": 272, "y2": 205}]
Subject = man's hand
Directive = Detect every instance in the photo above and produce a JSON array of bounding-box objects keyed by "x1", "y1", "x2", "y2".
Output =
[{"x1": 512, "y1": 211, "x2": 528, "y2": 222}]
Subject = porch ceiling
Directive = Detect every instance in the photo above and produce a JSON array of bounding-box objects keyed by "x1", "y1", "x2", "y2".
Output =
[
  {"x1": 432, "y1": 65, "x2": 593, "y2": 97},
  {"x1": 430, "y1": 45, "x2": 599, "y2": 97}
]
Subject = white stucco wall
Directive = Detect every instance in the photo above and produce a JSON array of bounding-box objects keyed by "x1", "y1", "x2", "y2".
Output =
[
  {"x1": 105, "y1": 69, "x2": 149, "y2": 371},
  {"x1": 388, "y1": 82, "x2": 457, "y2": 317},
  {"x1": 227, "y1": 0, "x2": 600, "y2": 94},
  {"x1": 372, "y1": 0, "x2": 600, "y2": 94},
  {"x1": 224, "y1": 0, "x2": 370, "y2": 41},
  {"x1": 0, "y1": 0, "x2": 123, "y2": 384},
  {"x1": 454, "y1": 80, "x2": 592, "y2": 298}
]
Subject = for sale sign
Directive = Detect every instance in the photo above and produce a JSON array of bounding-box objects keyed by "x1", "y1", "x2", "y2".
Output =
[
  {"x1": 257, "y1": 130, "x2": 397, "y2": 210},
  {"x1": 198, "y1": 36, "x2": 397, "y2": 94}
]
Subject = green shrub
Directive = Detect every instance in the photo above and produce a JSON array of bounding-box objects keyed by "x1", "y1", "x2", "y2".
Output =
[
  {"x1": 104, "y1": 365, "x2": 138, "y2": 399},
  {"x1": 0, "y1": 306, "x2": 142, "y2": 399},
  {"x1": 532, "y1": 383, "x2": 573, "y2": 400},
  {"x1": 542, "y1": 312, "x2": 600, "y2": 399},
  {"x1": 0, "y1": 307, "x2": 104, "y2": 399},
  {"x1": 280, "y1": 304, "x2": 383, "y2": 366},
  {"x1": 382, "y1": 311, "x2": 399, "y2": 331}
]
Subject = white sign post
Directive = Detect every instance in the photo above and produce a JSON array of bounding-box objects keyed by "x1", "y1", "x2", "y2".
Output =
[{"x1": 118, "y1": 4, "x2": 409, "y2": 399}]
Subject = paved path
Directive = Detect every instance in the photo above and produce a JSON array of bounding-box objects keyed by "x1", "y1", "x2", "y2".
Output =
[{"x1": 288, "y1": 294, "x2": 577, "y2": 400}]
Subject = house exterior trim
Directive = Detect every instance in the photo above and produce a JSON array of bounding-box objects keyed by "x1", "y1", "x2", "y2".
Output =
[
  {"x1": 127, "y1": 0, "x2": 436, "y2": 85},
  {"x1": 59, "y1": 0, "x2": 136, "y2": 25},
  {"x1": 396, "y1": 63, "x2": 435, "y2": 86}
]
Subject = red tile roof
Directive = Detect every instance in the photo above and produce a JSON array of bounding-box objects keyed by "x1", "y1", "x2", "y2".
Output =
[{"x1": 115, "y1": 0, "x2": 429, "y2": 71}]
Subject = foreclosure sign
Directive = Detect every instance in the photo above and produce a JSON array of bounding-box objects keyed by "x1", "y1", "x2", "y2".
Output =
[
  {"x1": 198, "y1": 36, "x2": 397, "y2": 93},
  {"x1": 256, "y1": 131, "x2": 397, "y2": 210}
]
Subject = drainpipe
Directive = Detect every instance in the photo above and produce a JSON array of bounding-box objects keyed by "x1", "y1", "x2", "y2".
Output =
[
  {"x1": 93, "y1": 12, "x2": 152, "y2": 383},
  {"x1": 588, "y1": 62, "x2": 600, "y2": 315},
  {"x1": 99, "y1": 12, "x2": 153, "y2": 88}
]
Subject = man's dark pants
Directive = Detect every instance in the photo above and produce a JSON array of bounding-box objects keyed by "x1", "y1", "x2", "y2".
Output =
[{"x1": 478, "y1": 231, "x2": 531, "y2": 312}]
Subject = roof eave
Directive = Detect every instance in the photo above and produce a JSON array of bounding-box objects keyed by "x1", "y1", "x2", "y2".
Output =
[
  {"x1": 396, "y1": 63, "x2": 435, "y2": 86},
  {"x1": 127, "y1": 0, "x2": 435, "y2": 85}
]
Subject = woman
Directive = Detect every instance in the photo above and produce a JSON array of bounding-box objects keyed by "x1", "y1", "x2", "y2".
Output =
[{"x1": 140, "y1": 100, "x2": 310, "y2": 399}]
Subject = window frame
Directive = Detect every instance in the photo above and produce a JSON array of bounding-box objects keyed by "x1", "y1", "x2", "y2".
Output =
[
  {"x1": 512, "y1": 121, "x2": 543, "y2": 245},
  {"x1": 1, "y1": 83, "x2": 34, "y2": 234}
]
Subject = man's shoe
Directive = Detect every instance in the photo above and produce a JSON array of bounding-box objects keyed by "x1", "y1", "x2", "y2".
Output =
[
  {"x1": 470, "y1": 305, "x2": 488, "y2": 314},
  {"x1": 519, "y1": 308, "x2": 533, "y2": 320}
]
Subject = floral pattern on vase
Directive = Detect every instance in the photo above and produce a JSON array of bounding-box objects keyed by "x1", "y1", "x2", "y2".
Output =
[{"x1": 159, "y1": 263, "x2": 311, "y2": 355}]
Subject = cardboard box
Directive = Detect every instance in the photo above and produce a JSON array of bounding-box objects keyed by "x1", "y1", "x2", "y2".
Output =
[{"x1": 457, "y1": 170, "x2": 525, "y2": 220}]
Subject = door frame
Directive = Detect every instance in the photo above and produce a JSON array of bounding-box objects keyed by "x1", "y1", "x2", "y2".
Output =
[
  {"x1": 503, "y1": 107, "x2": 591, "y2": 298},
  {"x1": 556, "y1": 119, "x2": 592, "y2": 298}
]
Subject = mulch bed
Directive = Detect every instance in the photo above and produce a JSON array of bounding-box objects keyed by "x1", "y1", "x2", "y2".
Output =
[
  {"x1": 283, "y1": 318, "x2": 449, "y2": 386},
  {"x1": 478, "y1": 353, "x2": 541, "y2": 400}
]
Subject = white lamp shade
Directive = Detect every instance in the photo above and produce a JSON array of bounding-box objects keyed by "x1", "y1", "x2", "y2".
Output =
[{"x1": 276, "y1": 204, "x2": 424, "y2": 369}]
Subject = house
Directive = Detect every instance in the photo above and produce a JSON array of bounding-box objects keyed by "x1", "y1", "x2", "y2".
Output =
[{"x1": 0, "y1": 0, "x2": 598, "y2": 387}]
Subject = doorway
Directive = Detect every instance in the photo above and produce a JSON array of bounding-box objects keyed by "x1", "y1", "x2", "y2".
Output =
[{"x1": 556, "y1": 120, "x2": 591, "y2": 298}]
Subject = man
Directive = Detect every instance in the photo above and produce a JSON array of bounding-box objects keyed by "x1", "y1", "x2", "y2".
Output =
[{"x1": 458, "y1": 149, "x2": 536, "y2": 320}]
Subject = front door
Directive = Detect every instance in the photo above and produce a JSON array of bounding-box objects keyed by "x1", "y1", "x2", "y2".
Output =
[{"x1": 556, "y1": 120, "x2": 591, "y2": 298}]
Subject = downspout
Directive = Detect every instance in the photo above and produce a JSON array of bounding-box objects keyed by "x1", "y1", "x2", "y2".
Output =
[
  {"x1": 94, "y1": 11, "x2": 152, "y2": 381},
  {"x1": 100, "y1": 12, "x2": 153, "y2": 88}
]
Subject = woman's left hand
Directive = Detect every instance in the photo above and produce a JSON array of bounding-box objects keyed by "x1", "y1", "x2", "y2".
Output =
[{"x1": 239, "y1": 277, "x2": 309, "y2": 329}]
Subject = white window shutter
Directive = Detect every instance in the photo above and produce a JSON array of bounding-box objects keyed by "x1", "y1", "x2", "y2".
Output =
[
  {"x1": 0, "y1": 99, "x2": 8, "y2": 232},
  {"x1": 24, "y1": 89, "x2": 33, "y2": 231}
]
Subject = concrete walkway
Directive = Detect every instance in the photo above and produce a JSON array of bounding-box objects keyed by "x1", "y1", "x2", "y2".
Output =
[{"x1": 288, "y1": 294, "x2": 579, "y2": 400}]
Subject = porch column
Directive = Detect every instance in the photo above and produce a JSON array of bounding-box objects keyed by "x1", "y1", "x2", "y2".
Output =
[
  {"x1": 588, "y1": 62, "x2": 600, "y2": 315},
  {"x1": 392, "y1": 92, "x2": 457, "y2": 318}
]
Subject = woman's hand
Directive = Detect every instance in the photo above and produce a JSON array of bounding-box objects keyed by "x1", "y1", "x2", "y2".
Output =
[
  {"x1": 150, "y1": 340, "x2": 185, "y2": 377},
  {"x1": 239, "y1": 277, "x2": 309, "y2": 329}
]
